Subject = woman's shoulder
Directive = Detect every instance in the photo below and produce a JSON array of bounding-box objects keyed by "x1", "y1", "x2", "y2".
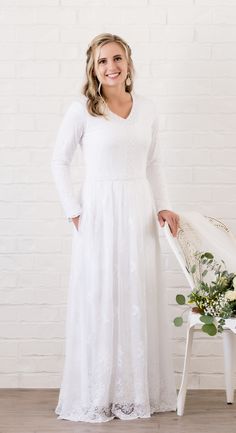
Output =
[
  {"x1": 63, "y1": 95, "x2": 87, "y2": 119},
  {"x1": 70, "y1": 94, "x2": 87, "y2": 110}
]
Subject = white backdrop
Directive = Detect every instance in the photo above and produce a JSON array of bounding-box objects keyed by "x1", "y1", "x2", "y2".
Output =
[{"x1": 1, "y1": 0, "x2": 236, "y2": 389}]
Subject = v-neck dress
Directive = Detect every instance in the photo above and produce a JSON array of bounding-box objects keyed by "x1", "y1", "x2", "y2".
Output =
[{"x1": 51, "y1": 91, "x2": 177, "y2": 423}]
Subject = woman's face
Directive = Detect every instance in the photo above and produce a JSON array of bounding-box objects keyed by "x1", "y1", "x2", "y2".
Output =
[{"x1": 93, "y1": 42, "x2": 129, "y2": 91}]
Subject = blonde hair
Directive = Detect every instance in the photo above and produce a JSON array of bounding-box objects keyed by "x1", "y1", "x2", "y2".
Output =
[{"x1": 81, "y1": 33, "x2": 135, "y2": 118}]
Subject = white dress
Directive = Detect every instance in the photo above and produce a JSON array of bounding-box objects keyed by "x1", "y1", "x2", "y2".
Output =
[{"x1": 51, "y1": 92, "x2": 177, "y2": 423}]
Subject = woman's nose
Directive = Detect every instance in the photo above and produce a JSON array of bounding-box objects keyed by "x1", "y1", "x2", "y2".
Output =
[{"x1": 107, "y1": 60, "x2": 118, "y2": 69}]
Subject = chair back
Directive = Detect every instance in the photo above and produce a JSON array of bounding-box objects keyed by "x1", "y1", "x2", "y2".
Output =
[{"x1": 164, "y1": 213, "x2": 233, "y2": 290}]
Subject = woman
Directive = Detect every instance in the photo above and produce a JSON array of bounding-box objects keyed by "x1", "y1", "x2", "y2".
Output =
[{"x1": 51, "y1": 33, "x2": 179, "y2": 423}]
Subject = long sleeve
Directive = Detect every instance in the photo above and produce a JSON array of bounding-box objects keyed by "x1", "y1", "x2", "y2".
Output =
[
  {"x1": 146, "y1": 109, "x2": 171, "y2": 213},
  {"x1": 51, "y1": 100, "x2": 86, "y2": 221}
]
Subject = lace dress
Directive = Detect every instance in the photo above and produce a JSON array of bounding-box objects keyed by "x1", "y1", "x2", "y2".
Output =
[{"x1": 51, "y1": 92, "x2": 177, "y2": 422}]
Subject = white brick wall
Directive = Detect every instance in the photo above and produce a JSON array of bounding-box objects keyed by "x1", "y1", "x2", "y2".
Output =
[{"x1": 1, "y1": 0, "x2": 236, "y2": 389}]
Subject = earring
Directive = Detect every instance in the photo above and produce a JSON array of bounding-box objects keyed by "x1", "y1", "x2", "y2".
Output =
[
  {"x1": 125, "y1": 73, "x2": 131, "y2": 86},
  {"x1": 97, "y1": 81, "x2": 102, "y2": 96},
  {"x1": 97, "y1": 81, "x2": 105, "y2": 102},
  {"x1": 97, "y1": 81, "x2": 107, "y2": 114}
]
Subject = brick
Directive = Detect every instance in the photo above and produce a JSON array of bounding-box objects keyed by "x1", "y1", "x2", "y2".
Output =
[
  {"x1": 192, "y1": 132, "x2": 236, "y2": 148},
  {"x1": 0, "y1": 26, "x2": 16, "y2": 43},
  {"x1": 213, "y1": 43, "x2": 236, "y2": 60},
  {"x1": 16, "y1": 61, "x2": 59, "y2": 78},
  {"x1": 0, "y1": 288, "x2": 66, "y2": 304},
  {"x1": 196, "y1": 0, "x2": 236, "y2": 5},
  {"x1": 0, "y1": 341, "x2": 18, "y2": 357},
  {"x1": 0, "y1": 44, "x2": 34, "y2": 60},
  {"x1": 149, "y1": 43, "x2": 211, "y2": 60},
  {"x1": 168, "y1": 6, "x2": 212, "y2": 24},
  {"x1": 0, "y1": 7, "x2": 35, "y2": 25},
  {"x1": 163, "y1": 79, "x2": 211, "y2": 96},
  {"x1": 35, "y1": 7, "x2": 76, "y2": 25},
  {"x1": 0, "y1": 374, "x2": 18, "y2": 387},
  {"x1": 150, "y1": 25, "x2": 194, "y2": 43},
  {"x1": 0, "y1": 323, "x2": 64, "y2": 339},
  {"x1": 213, "y1": 7, "x2": 236, "y2": 24},
  {"x1": 18, "y1": 373, "x2": 60, "y2": 388},
  {"x1": 19, "y1": 340, "x2": 64, "y2": 356},
  {"x1": 0, "y1": 0, "x2": 59, "y2": 5},
  {"x1": 196, "y1": 25, "x2": 236, "y2": 43},
  {"x1": 193, "y1": 167, "x2": 236, "y2": 183},
  {"x1": 34, "y1": 43, "x2": 78, "y2": 60},
  {"x1": 151, "y1": 0, "x2": 193, "y2": 4},
  {"x1": 212, "y1": 78, "x2": 236, "y2": 95}
]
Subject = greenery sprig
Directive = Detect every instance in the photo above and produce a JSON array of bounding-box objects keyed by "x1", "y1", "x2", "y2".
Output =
[{"x1": 174, "y1": 252, "x2": 236, "y2": 336}]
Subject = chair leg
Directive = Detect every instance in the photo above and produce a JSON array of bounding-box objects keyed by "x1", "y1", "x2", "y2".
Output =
[
  {"x1": 223, "y1": 330, "x2": 235, "y2": 404},
  {"x1": 177, "y1": 325, "x2": 194, "y2": 416}
]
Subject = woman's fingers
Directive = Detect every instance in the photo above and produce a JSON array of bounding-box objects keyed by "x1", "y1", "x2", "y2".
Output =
[
  {"x1": 158, "y1": 210, "x2": 180, "y2": 237},
  {"x1": 168, "y1": 214, "x2": 179, "y2": 237},
  {"x1": 72, "y1": 215, "x2": 80, "y2": 231}
]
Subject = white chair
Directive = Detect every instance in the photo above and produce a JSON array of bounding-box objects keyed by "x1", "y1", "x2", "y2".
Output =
[{"x1": 164, "y1": 214, "x2": 236, "y2": 416}]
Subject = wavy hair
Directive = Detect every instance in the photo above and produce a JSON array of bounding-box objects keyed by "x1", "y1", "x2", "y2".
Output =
[{"x1": 81, "y1": 33, "x2": 135, "y2": 118}]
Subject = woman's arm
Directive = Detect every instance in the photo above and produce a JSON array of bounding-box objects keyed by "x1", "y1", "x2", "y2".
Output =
[
  {"x1": 146, "y1": 107, "x2": 179, "y2": 237},
  {"x1": 146, "y1": 110, "x2": 171, "y2": 213},
  {"x1": 51, "y1": 101, "x2": 85, "y2": 223}
]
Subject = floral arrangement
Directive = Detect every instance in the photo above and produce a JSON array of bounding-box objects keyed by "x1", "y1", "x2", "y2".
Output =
[{"x1": 174, "y1": 251, "x2": 236, "y2": 336}]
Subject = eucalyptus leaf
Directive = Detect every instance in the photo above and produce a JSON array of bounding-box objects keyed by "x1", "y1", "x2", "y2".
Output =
[
  {"x1": 202, "y1": 323, "x2": 217, "y2": 336},
  {"x1": 200, "y1": 315, "x2": 214, "y2": 324},
  {"x1": 176, "y1": 294, "x2": 186, "y2": 305},
  {"x1": 204, "y1": 252, "x2": 214, "y2": 259},
  {"x1": 174, "y1": 317, "x2": 183, "y2": 327},
  {"x1": 191, "y1": 264, "x2": 196, "y2": 274}
]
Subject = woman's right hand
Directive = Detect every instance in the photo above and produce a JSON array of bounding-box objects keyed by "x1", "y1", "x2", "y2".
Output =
[{"x1": 72, "y1": 215, "x2": 80, "y2": 231}]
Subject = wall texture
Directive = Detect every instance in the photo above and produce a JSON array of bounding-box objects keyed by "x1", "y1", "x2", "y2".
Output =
[{"x1": 1, "y1": 0, "x2": 236, "y2": 389}]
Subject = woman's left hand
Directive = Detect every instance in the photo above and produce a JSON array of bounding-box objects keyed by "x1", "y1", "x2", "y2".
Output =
[{"x1": 158, "y1": 209, "x2": 180, "y2": 237}]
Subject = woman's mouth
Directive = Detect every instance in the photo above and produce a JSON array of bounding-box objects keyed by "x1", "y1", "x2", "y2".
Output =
[{"x1": 106, "y1": 72, "x2": 121, "y2": 79}]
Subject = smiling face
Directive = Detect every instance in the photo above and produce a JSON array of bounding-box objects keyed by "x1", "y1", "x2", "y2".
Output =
[{"x1": 93, "y1": 41, "x2": 129, "y2": 92}]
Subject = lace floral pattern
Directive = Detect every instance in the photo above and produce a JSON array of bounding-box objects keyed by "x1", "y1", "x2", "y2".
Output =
[{"x1": 55, "y1": 400, "x2": 176, "y2": 423}]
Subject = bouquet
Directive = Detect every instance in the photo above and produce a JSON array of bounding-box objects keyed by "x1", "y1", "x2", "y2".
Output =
[{"x1": 174, "y1": 251, "x2": 236, "y2": 336}]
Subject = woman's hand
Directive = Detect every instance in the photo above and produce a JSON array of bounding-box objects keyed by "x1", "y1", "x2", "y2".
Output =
[
  {"x1": 158, "y1": 210, "x2": 180, "y2": 237},
  {"x1": 72, "y1": 215, "x2": 80, "y2": 231}
]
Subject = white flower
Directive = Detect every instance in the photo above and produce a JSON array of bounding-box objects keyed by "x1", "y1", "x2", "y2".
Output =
[
  {"x1": 233, "y1": 276, "x2": 236, "y2": 290},
  {"x1": 225, "y1": 290, "x2": 236, "y2": 301}
]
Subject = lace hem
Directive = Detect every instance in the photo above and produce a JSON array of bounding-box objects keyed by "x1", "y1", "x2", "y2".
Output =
[{"x1": 55, "y1": 401, "x2": 177, "y2": 423}]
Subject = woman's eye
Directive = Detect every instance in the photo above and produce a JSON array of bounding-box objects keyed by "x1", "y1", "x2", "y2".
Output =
[{"x1": 99, "y1": 57, "x2": 122, "y2": 64}]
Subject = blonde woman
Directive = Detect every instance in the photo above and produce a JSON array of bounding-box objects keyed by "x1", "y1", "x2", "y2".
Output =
[{"x1": 51, "y1": 33, "x2": 179, "y2": 423}]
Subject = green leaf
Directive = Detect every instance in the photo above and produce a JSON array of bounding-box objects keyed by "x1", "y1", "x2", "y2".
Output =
[
  {"x1": 202, "y1": 323, "x2": 217, "y2": 336},
  {"x1": 200, "y1": 315, "x2": 214, "y2": 324},
  {"x1": 174, "y1": 317, "x2": 183, "y2": 327},
  {"x1": 191, "y1": 264, "x2": 196, "y2": 274},
  {"x1": 202, "y1": 270, "x2": 208, "y2": 277},
  {"x1": 204, "y1": 252, "x2": 214, "y2": 259},
  {"x1": 176, "y1": 294, "x2": 186, "y2": 305}
]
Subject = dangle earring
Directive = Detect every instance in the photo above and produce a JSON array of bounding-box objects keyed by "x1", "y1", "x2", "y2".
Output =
[
  {"x1": 125, "y1": 73, "x2": 131, "y2": 86},
  {"x1": 97, "y1": 81, "x2": 107, "y2": 115}
]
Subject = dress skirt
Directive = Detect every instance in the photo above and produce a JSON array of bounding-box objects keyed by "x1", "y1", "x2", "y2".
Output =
[{"x1": 55, "y1": 175, "x2": 177, "y2": 422}]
